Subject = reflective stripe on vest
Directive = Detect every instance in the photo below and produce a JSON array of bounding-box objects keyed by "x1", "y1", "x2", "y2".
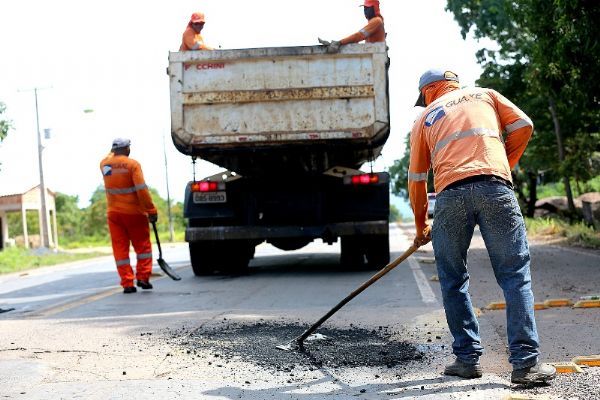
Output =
[
  {"x1": 505, "y1": 118, "x2": 532, "y2": 134},
  {"x1": 432, "y1": 127, "x2": 500, "y2": 159},
  {"x1": 408, "y1": 171, "x2": 428, "y2": 182},
  {"x1": 137, "y1": 252, "x2": 153, "y2": 260},
  {"x1": 115, "y1": 258, "x2": 130, "y2": 267},
  {"x1": 106, "y1": 183, "x2": 148, "y2": 195}
]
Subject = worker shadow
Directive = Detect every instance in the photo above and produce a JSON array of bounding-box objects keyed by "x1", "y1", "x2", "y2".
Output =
[{"x1": 200, "y1": 372, "x2": 510, "y2": 399}]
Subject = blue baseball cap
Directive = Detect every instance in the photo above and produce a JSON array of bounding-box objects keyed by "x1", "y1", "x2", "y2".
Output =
[
  {"x1": 415, "y1": 69, "x2": 459, "y2": 107},
  {"x1": 111, "y1": 137, "x2": 131, "y2": 150}
]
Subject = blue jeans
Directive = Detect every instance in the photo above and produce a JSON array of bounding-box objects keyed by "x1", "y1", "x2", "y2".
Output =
[{"x1": 432, "y1": 180, "x2": 539, "y2": 369}]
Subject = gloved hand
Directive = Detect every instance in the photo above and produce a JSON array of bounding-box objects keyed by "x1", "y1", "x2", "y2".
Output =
[
  {"x1": 318, "y1": 38, "x2": 341, "y2": 54},
  {"x1": 413, "y1": 225, "x2": 432, "y2": 248},
  {"x1": 148, "y1": 214, "x2": 158, "y2": 223}
]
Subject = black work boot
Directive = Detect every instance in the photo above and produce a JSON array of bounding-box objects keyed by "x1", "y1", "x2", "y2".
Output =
[
  {"x1": 123, "y1": 286, "x2": 137, "y2": 294},
  {"x1": 511, "y1": 363, "x2": 556, "y2": 385},
  {"x1": 444, "y1": 359, "x2": 483, "y2": 379},
  {"x1": 136, "y1": 280, "x2": 153, "y2": 290}
]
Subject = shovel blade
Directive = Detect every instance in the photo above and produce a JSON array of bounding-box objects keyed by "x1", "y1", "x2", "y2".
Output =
[{"x1": 158, "y1": 258, "x2": 181, "y2": 281}]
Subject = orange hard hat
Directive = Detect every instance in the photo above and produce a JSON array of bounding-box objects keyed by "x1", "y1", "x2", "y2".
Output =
[
  {"x1": 364, "y1": 0, "x2": 379, "y2": 7},
  {"x1": 190, "y1": 12, "x2": 205, "y2": 24}
]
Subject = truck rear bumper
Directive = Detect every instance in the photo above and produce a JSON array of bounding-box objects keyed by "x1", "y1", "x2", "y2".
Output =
[{"x1": 185, "y1": 221, "x2": 389, "y2": 242}]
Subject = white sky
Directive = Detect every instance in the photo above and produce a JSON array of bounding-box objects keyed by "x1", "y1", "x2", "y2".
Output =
[{"x1": 0, "y1": 0, "x2": 488, "y2": 207}]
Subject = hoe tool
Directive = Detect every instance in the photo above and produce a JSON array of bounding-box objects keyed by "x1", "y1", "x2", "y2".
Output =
[
  {"x1": 151, "y1": 221, "x2": 181, "y2": 281},
  {"x1": 277, "y1": 244, "x2": 419, "y2": 351}
]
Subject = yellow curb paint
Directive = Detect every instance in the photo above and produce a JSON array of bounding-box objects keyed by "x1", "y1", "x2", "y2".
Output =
[
  {"x1": 574, "y1": 300, "x2": 600, "y2": 308},
  {"x1": 550, "y1": 362, "x2": 584, "y2": 373},
  {"x1": 485, "y1": 302, "x2": 506, "y2": 310},
  {"x1": 543, "y1": 298, "x2": 573, "y2": 307},
  {"x1": 429, "y1": 275, "x2": 439, "y2": 282},
  {"x1": 534, "y1": 303, "x2": 548, "y2": 310},
  {"x1": 572, "y1": 355, "x2": 600, "y2": 367}
]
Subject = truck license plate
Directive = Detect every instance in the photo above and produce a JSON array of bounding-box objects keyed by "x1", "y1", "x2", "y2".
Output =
[{"x1": 193, "y1": 191, "x2": 227, "y2": 204}]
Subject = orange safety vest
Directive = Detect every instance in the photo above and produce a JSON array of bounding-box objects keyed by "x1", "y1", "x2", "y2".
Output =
[
  {"x1": 100, "y1": 153, "x2": 157, "y2": 216},
  {"x1": 408, "y1": 86, "x2": 533, "y2": 233},
  {"x1": 340, "y1": 16, "x2": 385, "y2": 45}
]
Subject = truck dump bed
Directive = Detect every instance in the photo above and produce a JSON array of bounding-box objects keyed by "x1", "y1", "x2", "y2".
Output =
[{"x1": 168, "y1": 43, "x2": 390, "y2": 176}]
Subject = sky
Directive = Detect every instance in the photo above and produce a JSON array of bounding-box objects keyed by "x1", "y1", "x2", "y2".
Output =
[{"x1": 0, "y1": 0, "x2": 489, "y2": 211}]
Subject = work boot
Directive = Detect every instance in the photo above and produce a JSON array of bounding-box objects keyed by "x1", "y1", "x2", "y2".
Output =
[
  {"x1": 123, "y1": 286, "x2": 137, "y2": 294},
  {"x1": 511, "y1": 363, "x2": 556, "y2": 385},
  {"x1": 444, "y1": 359, "x2": 483, "y2": 379},
  {"x1": 136, "y1": 280, "x2": 153, "y2": 290}
]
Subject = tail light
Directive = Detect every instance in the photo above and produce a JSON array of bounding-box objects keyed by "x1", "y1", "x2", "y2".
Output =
[
  {"x1": 191, "y1": 181, "x2": 226, "y2": 192},
  {"x1": 343, "y1": 173, "x2": 380, "y2": 185}
]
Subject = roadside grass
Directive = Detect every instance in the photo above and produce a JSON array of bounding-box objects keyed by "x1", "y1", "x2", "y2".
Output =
[
  {"x1": 0, "y1": 247, "x2": 108, "y2": 275},
  {"x1": 537, "y1": 176, "x2": 600, "y2": 199},
  {"x1": 525, "y1": 217, "x2": 600, "y2": 249}
]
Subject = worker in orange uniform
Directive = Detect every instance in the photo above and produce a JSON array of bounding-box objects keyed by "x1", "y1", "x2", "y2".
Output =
[
  {"x1": 180, "y1": 11, "x2": 213, "y2": 51},
  {"x1": 100, "y1": 138, "x2": 158, "y2": 294},
  {"x1": 318, "y1": 0, "x2": 385, "y2": 53},
  {"x1": 408, "y1": 69, "x2": 556, "y2": 385}
]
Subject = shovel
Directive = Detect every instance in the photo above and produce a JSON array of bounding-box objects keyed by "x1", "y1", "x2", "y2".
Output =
[
  {"x1": 277, "y1": 244, "x2": 419, "y2": 351},
  {"x1": 151, "y1": 221, "x2": 181, "y2": 281}
]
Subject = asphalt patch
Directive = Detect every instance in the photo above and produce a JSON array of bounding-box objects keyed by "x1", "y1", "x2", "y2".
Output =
[{"x1": 169, "y1": 321, "x2": 425, "y2": 372}]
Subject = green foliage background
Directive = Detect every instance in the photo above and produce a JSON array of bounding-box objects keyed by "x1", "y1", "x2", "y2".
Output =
[{"x1": 390, "y1": 0, "x2": 600, "y2": 219}]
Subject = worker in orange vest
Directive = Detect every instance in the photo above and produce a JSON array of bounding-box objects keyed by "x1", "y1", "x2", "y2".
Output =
[
  {"x1": 180, "y1": 11, "x2": 213, "y2": 51},
  {"x1": 100, "y1": 138, "x2": 158, "y2": 294},
  {"x1": 319, "y1": 0, "x2": 385, "y2": 53},
  {"x1": 408, "y1": 69, "x2": 556, "y2": 384}
]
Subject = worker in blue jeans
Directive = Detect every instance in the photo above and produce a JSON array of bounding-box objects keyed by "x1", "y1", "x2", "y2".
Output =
[{"x1": 408, "y1": 69, "x2": 556, "y2": 384}]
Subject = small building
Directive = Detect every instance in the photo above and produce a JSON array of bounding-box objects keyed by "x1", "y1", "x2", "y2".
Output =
[{"x1": 0, "y1": 184, "x2": 58, "y2": 250}]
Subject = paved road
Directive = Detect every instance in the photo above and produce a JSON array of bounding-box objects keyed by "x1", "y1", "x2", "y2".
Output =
[{"x1": 0, "y1": 224, "x2": 599, "y2": 399}]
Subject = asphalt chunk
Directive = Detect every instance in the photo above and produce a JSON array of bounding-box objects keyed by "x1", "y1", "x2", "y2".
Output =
[{"x1": 168, "y1": 322, "x2": 424, "y2": 372}]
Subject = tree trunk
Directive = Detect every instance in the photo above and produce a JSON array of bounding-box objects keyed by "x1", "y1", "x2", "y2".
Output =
[
  {"x1": 548, "y1": 97, "x2": 576, "y2": 216},
  {"x1": 526, "y1": 171, "x2": 538, "y2": 218}
]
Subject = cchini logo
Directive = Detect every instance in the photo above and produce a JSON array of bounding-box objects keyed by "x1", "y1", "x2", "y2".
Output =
[
  {"x1": 184, "y1": 63, "x2": 226, "y2": 71},
  {"x1": 102, "y1": 165, "x2": 112, "y2": 176},
  {"x1": 425, "y1": 106, "x2": 446, "y2": 127}
]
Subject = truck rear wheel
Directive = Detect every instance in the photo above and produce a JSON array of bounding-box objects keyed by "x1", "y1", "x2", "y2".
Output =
[
  {"x1": 340, "y1": 236, "x2": 366, "y2": 267},
  {"x1": 189, "y1": 241, "x2": 218, "y2": 276},
  {"x1": 189, "y1": 240, "x2": 255, "y2": 276},
  {"x1": 365, "y1": 234, "x2": 390, "y2": 269}
]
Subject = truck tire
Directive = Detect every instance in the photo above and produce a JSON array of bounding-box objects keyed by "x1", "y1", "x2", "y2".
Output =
[
  {"x1": 340, "y1": 236, "x2": 366, "y2": 267},
  {"x1": 365, "y1": 234, "x2": 390, "y2": 269},
  {"x1": 190, "y1": 240, "x2": 255, "y2": 276},
  {"x1": 189, "y1": 241, "x2": 218, "y2": 276}
]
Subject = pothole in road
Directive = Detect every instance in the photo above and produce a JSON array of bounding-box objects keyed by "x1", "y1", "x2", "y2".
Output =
[{"x1": 168, "y1": 321, "x2": 428, "y2": 372}]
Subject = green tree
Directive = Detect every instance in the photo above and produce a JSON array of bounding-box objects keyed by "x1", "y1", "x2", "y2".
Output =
[
  {"x1": 446, "y1": 0, "x2": 600, "y2": 217},
  {"x1": 1, "y1": 101, "x2": 13, "y2": 171},
  {"x1": 55, "y1": 193, "x2": 84, "y2": 242}
]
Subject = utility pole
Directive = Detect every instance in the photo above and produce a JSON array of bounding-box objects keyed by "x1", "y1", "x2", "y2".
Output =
[
  {"x1": 163, "y1": 133, "x2": 175, "y2": 242},
  {"x1": 20, "y1": 87, "x2": 52, "y2": 248}
]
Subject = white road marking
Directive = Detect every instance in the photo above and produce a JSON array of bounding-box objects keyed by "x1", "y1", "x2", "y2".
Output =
[{"x1": 408, "y1": 256, "x2": 437, "y2": 304}]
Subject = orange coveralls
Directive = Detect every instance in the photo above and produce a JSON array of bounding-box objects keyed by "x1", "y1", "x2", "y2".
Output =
[
  {"x1": 180, "y1": 26, "x2": 213, "y2": 51},
  {"x1": 100, "y1": 154, "x2": 157, "y2": 288},
  {"x1": 408, "y1": 84, "x2": 533, "y2": 235}
]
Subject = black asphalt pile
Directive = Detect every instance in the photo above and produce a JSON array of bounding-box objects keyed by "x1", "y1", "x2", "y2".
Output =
[{"x1": 169, "y1": 321, "x2": 426, "y2": 372}]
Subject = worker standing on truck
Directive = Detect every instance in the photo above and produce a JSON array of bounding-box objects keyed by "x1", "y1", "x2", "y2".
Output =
[
  {"x1": 408, "y1": 69, "x2": 556, "y2": 385},
  {"x1": 100, "y1": 138, "x2": 158, "y2": 294},
  {"x1": 180, "y1": 11, "x2": 213, "y2": 51},
  {"x1": 318, "y1": 0, "x2": 385, "y2": 54}
]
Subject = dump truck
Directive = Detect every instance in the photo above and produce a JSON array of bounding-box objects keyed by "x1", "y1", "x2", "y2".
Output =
[{"x1": 168, "y1": 42, "x2": 391, "y2": 275}]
